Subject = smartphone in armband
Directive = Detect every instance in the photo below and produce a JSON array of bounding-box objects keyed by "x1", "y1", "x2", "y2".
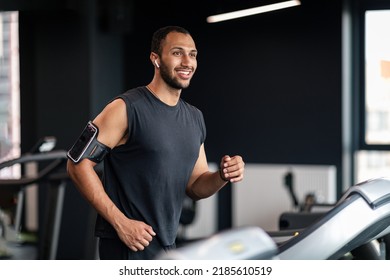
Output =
[{"x1": 67, "y1": 121, "x2": 98, "y2": 163}]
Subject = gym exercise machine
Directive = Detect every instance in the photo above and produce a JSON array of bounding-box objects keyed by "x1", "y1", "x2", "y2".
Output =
[
  {"x1": 277, "y1": 177, "x2": 390, "y2": 259},
  {"x1": 0, "y1": 143, "x2": 68, "y2": 259},
  {"x1": 160, "y1": 177, "x2": 390, "y2": 260},
  {"x1": 159, "y1": 226, "x2": 278, "y2": 260}
]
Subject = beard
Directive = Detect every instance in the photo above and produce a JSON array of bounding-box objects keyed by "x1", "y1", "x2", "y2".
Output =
[{"x1": 159, "y1": 63, "x2": 191, "y2": 90}]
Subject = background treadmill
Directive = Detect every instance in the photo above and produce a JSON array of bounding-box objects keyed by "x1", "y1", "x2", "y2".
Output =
[{"x1": 0, "y1": 138, "x2": 68, "y2": 260}]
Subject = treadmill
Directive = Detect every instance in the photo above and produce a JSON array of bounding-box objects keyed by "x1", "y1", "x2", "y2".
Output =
[
  {"x1": 0, "y1": 149, "x2": 68, "y2": 259},
  {"x1": 159, "y1": 177, "x2": 390, "y2": 260},
  {"x1": 277, "y1": 177, "x2": 390, "y2": 259}
]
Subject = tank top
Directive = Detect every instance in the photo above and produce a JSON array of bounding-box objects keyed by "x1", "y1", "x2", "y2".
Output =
[{"x1": 95, "y1": 86, "x2": 206, "y2": 246}]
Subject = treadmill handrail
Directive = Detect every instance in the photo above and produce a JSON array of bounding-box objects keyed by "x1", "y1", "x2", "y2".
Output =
[
  {"x1": 0, "y1": 150, "x2": 68, "y2": 188},
  {"x1": 0, "y1": 150, "x2": 67, "y2": 169},
  {"x1": 339, "y1": 177, "x2": 390, "y2": 209}
]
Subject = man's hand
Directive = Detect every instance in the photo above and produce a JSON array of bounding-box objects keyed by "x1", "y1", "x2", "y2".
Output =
[
  {"x1": 220, "y1": 155, "x2": 245, "y2": 183},
  {"x1": 116, "y1": 218, "x2": 156, "y2": 251}
]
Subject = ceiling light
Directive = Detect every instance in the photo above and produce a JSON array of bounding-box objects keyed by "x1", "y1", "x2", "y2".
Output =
[{"x1": 206, "y1": 0, "x2": 301, "y2": 23}]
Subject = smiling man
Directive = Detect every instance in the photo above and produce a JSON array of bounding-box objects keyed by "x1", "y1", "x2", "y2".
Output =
[{"x1": 66, "y1": 26, "x2": 245, "y2": 260}]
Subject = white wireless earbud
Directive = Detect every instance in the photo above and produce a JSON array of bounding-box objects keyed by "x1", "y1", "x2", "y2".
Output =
[{"x1": 154, "y1": 60, "x2": 160, "y2": 68}]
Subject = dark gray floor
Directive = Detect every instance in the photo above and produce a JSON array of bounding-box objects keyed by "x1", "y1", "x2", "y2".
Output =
[{"x1": 1, "y1": 242, "x2": 37, "y2": 260}]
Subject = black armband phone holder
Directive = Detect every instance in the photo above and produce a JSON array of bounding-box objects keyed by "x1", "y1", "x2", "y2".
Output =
[{"x1": 67, "y1": 121, "x2": 111, "y2": 164}]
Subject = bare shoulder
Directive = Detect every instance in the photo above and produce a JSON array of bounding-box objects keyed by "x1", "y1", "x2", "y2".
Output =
[
  {"x1": 105, "y1": 98, "x2": 126, "y2": 114},
  {"x1": 92, "y1": 98, "x2": 128, "y2": 147}
]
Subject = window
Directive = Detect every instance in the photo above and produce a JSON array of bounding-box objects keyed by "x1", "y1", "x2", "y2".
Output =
[
  {"x1": 0, "y1": 11, "x2": 20, "y2": 178},
  {"x1": 356, "y1": 8, "x2": 390, "y2": 183},
  {"x1": 364, "y1": 10, "x2": 390, "y2": 145}
]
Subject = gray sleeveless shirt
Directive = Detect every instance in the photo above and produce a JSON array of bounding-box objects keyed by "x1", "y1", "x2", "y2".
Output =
[{"x1": 95, "y1": 86, "x2": 206, "y2": 246}]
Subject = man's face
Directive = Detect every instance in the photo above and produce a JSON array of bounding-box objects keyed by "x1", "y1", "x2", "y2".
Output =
[{"x1": 159, "y1": 32, "x2": 198, "y2": 90}]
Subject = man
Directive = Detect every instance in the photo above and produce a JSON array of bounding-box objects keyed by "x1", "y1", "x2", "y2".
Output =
[{"x1": 66, "y1": 26, "x2": 245, "y2": 260}]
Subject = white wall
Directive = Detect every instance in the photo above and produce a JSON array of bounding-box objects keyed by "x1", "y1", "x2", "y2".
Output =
[{"x1": 232, "y1": 163, "x2": 337, "y2": 231}]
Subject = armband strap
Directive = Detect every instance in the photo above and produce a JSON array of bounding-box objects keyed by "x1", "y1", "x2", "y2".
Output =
[{"x1": 83, "y1": 137, "x2": 111, "y2": 163}]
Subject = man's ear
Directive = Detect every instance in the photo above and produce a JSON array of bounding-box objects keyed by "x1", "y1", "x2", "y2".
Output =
[{"x1": 150, "y1": 52, "x2": 160, "y2": 68}]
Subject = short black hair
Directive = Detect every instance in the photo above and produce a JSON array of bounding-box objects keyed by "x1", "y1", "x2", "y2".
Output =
[{"x1": 151, "y1": 26, "x2": 191, "y2": 56}]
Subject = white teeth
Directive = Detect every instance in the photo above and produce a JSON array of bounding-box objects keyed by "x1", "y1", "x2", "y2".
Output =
[{"x1": 178, "y1": 71, "x2": 190, "y2": 75}]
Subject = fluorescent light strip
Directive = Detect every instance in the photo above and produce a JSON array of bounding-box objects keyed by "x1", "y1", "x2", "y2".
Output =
[{"x1": 207, "y1": 0, "x2": 301, "y2": 23}]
